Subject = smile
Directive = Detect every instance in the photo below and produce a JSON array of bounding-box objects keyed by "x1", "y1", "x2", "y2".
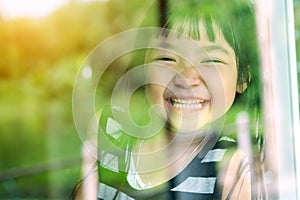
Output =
[{"x1": 166, "y1": 98, "x2": 208, "y2": 109}]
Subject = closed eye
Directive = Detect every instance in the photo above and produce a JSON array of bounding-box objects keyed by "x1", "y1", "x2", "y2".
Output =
[
  {"x1": 153, "y1": 56, "x2": 177, "y2": 62},
  {"x1": 201, "y1": 59, "x2": 226, "y2": 64}
]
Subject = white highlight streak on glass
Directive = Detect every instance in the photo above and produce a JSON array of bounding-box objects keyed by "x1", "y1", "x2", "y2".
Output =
[{"x1": 82, "y1": 66, "x2": 93, "y2": 79}]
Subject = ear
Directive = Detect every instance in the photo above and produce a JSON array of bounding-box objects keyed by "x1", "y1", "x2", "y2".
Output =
[
  {"x1": 236, "y1": 69, "x2": 251, "y2": 94},
  {"x1": 236, "y1": 82, "x2": 248, "y2": 94}
]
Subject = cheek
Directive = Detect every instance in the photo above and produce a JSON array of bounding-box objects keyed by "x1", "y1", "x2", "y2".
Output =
[
  {"x1": 223, "y1": 69, "x2": 238, "y2": 110},
  {"x1": 145, "y1": 66, "x2": 176, "y2": 105},
  {"x1": 145, "y1": 84, "x2": 168, "y2": 120},
  {"x1": 146, "y1": 84, "x2": 165, "y2": 105},
  {"x1": 207, "y1": 67, "x2": 238, "y2": 117}
]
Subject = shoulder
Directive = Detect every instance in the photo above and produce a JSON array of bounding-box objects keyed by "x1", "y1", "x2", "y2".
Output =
[{"x1": 221, "y1": 149, "x2": 251, "y2": 200}]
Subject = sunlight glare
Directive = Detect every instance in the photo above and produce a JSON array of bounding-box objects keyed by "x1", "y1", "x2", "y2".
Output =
[
  {"x1": 0, "y1": 0, "x2": 68, "y2": 18},
  {"x1": 0, "y1": 0, "x2": 108, "y2": 19}
]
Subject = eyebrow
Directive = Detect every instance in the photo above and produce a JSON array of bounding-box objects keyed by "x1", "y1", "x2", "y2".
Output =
[
  {"x1": 153, "y1": 41, "x2": 175, "y2": 49},
  {"x1": 202, "y1": 45, "x2": 229, "y2": 55},
  {"x1": 148, "y1": 39, "x2": 230, "y2": 56}
]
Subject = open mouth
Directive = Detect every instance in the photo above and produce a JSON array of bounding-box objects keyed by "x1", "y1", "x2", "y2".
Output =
[{"x1": 165, "y1": 98, "x2": 209, "y2": 109}]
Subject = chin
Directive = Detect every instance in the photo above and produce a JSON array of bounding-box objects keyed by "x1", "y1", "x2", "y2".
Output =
[{"x1": 166, "y1": 113, "x2": 212, "y2": 133}]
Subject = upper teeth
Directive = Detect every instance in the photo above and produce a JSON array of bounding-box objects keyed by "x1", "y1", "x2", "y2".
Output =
[
  {"x1": 172, "y1": 99, "x2": 204, "y2": 104},
  {"x1": 170, "y1": 99, "x2": 205, "y2": 109}
]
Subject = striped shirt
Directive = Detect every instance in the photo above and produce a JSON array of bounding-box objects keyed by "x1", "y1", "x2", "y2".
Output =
[{"x1": 97, "y1": 106, "x2": 239, "y2": 200}]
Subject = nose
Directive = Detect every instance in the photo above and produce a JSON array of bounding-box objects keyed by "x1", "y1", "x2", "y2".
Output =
[{"x1": 173, "y1": 66, "x2": 202, "y2": 88}]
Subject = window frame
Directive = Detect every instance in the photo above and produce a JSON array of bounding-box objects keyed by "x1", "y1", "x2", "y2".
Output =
[{"x1": 256, "y1": 0, "x2": 300, "y2": 199}]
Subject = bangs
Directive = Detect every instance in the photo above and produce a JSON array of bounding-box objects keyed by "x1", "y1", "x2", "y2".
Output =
[{"x1": 161, "y1": 12, "x2": 217, "y2": 42}]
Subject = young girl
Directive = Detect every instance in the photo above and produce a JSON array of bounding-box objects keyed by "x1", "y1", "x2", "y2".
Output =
[{"x1": 73, "y1": 0, "x2": 264, "y2": 199}]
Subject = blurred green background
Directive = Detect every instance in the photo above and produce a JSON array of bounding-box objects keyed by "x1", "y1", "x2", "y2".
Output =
[
  {"x1": 0, "y1": 0, "x2": 299, "y2": 199},
  {"x1": 0, "y1": 0, "x2": 156, "y2": 198}
]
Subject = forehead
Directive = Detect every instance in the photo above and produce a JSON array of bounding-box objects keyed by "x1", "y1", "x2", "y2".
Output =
[{"x1": 148, "y1": 22, "x2": 235, "y2": 59}]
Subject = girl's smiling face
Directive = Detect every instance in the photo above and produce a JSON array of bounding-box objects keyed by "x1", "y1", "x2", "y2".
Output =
[{"x1": 145, "y1": 23, "x2": 239, "y2": 133}]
